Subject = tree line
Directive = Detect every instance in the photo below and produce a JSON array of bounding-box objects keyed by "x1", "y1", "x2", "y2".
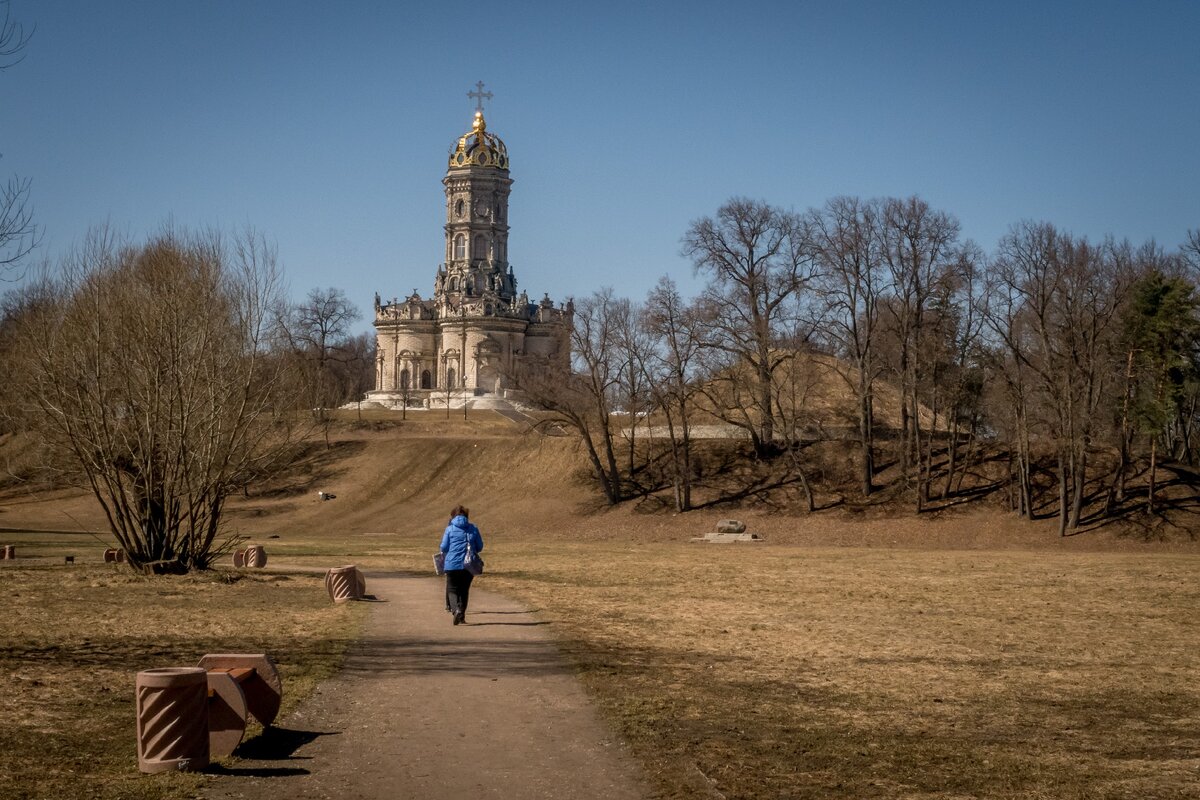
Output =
[{"x1": 524, "y1": 196, "x2": 1200, "y2": 535}]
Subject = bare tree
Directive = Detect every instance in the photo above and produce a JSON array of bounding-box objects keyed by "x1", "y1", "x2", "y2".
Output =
[
  {"x1": 987, "y1": 223, "x2": 1125, "y2": 534},
  {"x1": 877, "y1": 196, "x2": 961, "y2": 510},
  {"x1": 0, "y1": 1, "x2": 30, "y2": 68},
  {"x1": 611, "y1": 295, "x2": 654, "y2": 481},
  {"x1": 1, "y1": 2, "x2": 38, "y2": 275},
  {"x1": 519, "y1": 289, "x2": 627, "y2": 504},
  {"x1": 683, "y1": 197, "x2": 815, "y2": 458},
  {"x1": 9, "y1": 227, "x2": 304, "y2": 572},
  {"x1": 642, "y1": 276, "x2": 704, "y2": 511},
  {"x1": 280, "y1": 287, "x2": 361, "y2": 442},
  {"x1": 1183, "y1": 229, "x2": 1200, "y2": 271},
  {"x1": 807, "y1": 196, "x2": 885, "y2": 496},
  {"x1": 935, "y1": 243, "x2": 988, "y2": 500}
]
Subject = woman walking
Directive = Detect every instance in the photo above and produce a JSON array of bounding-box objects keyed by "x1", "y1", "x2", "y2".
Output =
[{"x1": 440, "y1": 505, "x2": 484, "y2": 625}]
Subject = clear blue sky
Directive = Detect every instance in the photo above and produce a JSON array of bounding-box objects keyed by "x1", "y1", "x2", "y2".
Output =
[{"x1": 3, "y1": 1, "x2": 1198, "y2": 334}]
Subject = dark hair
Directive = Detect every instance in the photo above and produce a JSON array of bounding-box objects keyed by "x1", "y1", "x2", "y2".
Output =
[{"x1": 450, "y1": 504, "x2": 469, "y2": 520}]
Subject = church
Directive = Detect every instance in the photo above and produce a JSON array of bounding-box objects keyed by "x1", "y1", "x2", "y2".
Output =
[{"x1": 367, "y1": 93, "x2": 572, "y2": 407}]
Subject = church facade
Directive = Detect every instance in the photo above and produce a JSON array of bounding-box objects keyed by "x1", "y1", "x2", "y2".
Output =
[{"x1": 367, "y1": 107, "x2": 572, "y2": 406}]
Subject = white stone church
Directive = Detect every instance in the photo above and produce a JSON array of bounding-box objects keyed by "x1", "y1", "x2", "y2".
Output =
[{"x1": 367, "y1": 99, "x2": 572, "y2": 407}]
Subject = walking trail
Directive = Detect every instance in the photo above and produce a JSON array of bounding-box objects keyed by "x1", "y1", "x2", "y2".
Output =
[{"x1": 205, "y1": 573, "x2": 650, "y2": 800}]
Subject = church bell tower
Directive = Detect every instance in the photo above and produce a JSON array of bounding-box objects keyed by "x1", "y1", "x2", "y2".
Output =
[{"x1": 437, "y1": 105, "x2": 516, "y2": 306}]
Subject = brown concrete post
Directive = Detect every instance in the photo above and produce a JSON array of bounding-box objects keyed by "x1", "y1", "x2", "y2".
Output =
[
  {"x1": 2, "y1": 545, "x2": 15, "y2": 560},
  {"x1": 244, "y1": 545, "x2": 267, "y2": 568},
  {"x1": 325, "y1": 565, "x2": 363, "y2": 603},
  {"x1": 104, "y1": 548, "x2": 118, "y2": 563},
  {"x1": 135, "y1": 667, "x2": 210, "y2": 773},
  {"x1": 232, "y1": 549, "x2": 246, "y2": 568}
]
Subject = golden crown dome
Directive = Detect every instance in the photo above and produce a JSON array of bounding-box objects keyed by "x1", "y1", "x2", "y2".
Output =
[{"x1": 448, "y1": 111, "x2": 509, "y2": 170}]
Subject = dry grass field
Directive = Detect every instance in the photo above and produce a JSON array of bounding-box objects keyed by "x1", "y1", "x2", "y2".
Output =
[
  {"x1": 487, "y1": 543, "x2": 1200, "y2": 799},
  {"x1": 0, "y1": 547, "x2": 366, "y2": 800},
  {"x1": 2, "y1": 411, "x2": 1199, "y2": 798}
]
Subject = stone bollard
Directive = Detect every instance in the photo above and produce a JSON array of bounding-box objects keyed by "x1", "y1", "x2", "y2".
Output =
[
  {"x1": 325, "y1": 565, "x2": 364, "y2": 603},
  {"x1": 232, "y1": 549, "x2": 245, "y2": 568},
  {"x1": 135, "y1": 667, "x2": 210, "y2": 773},
  {"x1": 2, "y1": 545, "x2": 15, "y2": 560},
  {"x1": 243, "y1": 545, "x2": 267, "y2": 569}
]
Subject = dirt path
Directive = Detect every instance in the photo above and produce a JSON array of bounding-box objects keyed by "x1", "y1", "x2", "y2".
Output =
[{"x1": 204, "y1": 573, "x2": 650, "y2": 800}]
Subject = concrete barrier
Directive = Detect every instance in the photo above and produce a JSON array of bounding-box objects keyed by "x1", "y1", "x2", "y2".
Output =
[{"x1": 135, "y1": 667, "x2": 210, "y2": 773}]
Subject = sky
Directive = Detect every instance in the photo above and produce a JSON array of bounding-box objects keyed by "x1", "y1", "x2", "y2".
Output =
[{"x1": 2, "y1": 1, "x2": 1199, "y2": 335}]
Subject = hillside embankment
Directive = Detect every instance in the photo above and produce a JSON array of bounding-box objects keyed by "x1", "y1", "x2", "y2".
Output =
[{"x1": 2, "y1": 410, "x2": 1197, "y2": 553}]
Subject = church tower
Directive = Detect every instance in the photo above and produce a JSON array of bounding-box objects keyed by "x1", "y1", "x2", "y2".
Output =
[
  {"x1": 437, "y1": 111, "x2": 517, "y2": 305},
  {"x1": 367, "y1": 85, "x2": 572, "y2": 409}
]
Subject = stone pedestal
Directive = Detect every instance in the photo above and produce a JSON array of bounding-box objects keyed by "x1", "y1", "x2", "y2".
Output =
[
  {"x1": 244, "y1": 545, "x2": 267, "y2": 568},
  {"x1": 325, "y1": 565, "x2": 364, "y2": 603},
  {"x1": 135, "y1": 667, "x2": 210, "y2": 773}
]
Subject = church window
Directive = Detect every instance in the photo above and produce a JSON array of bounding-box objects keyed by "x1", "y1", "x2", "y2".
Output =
[
  {"x1": 454, "y1": 234, "x2": 466, "y2": 260},
  {"x1": 474, "y1": 235, "x2": 485, "y2": 260},
  {"x1": 449, "y1": 276, "x2": 458, "y2": 291},
  {"x1": 421, "y1": 370, "x2": 432, "y2": 390},
  {"x1": 446, "y1": 367, "x2": 456, "y2": 389},
  {"x1": 399, "y1": 369, "x2": 410, "y2": 391}
]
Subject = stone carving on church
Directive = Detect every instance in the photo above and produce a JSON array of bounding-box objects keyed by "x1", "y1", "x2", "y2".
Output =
[{"x1": 366, "y1": 88, "x2": 572, "y2": 408}]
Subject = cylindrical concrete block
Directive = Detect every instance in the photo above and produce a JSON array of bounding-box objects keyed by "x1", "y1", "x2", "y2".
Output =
[
  {"x1": 2, "y1": 545, "x2": 15, "y2": 560},
  {"x1": 325, "y1": 565, "x2": 363, "y2": 603},
  {"x1": 135, "y1": 667, "x2": 210, "y2": 773},
  {"x1": 244, "y1": 545, "x2": 267, "y2": 569},
  {"x1": 232, "y1": 549, "x2": 246, "y2": 568},
  {"x1": 104, "y1": 548, "x2": 118, "y2": 563},
  {"x1": 356, "y1": 568, "x2": 366, "y2": 598}
]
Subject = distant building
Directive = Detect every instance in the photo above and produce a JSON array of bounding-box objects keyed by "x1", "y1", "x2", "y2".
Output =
[{"x1": 368, "y1": 105, "x2": 572, "y2": 407}]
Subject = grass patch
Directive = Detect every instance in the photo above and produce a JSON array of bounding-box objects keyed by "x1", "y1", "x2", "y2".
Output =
[
  {"x1": 0, "y1": 563, "x2": 366, "y2": 800},
  {"x1": 483, "y1": 544, "x2": 1200, "y2": 800},
  {"x1": 5, "y1": 520, "x2": 1200, "y2": 799}
]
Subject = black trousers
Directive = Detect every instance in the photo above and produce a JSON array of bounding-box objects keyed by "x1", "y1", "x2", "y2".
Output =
[{"x1": 445, "y1": 569, "x2": 475, "y2": 615}]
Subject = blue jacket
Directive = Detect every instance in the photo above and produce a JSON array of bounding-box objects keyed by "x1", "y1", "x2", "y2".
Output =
[{"x1": 440, "y1": 515, "x2": 483, "y2": 571}]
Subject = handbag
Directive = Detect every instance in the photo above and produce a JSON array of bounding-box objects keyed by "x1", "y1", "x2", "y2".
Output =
[
  {"x1": 433, "y1": 552, "x2": 446, "y2": 575},
  {"x1": 463, "y1": 540, "x2": 484, "y2": 576}
]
